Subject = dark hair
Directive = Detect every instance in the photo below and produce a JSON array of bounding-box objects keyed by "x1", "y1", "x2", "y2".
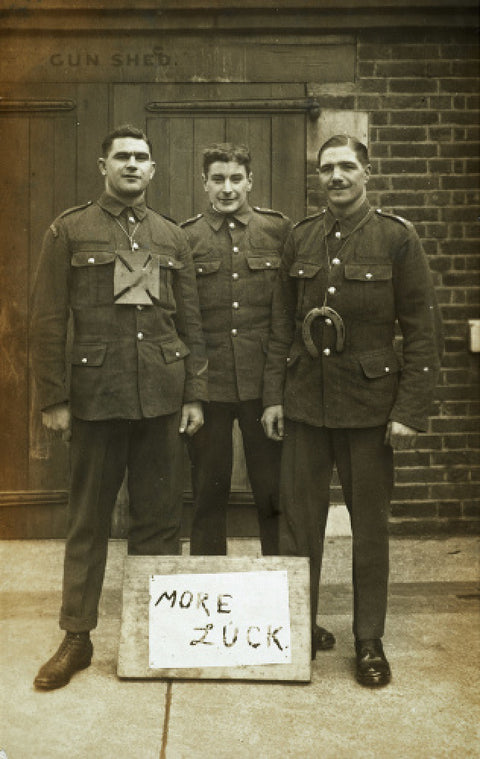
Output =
[
  {"x1": 202, "y1": 143, "x2": 251, "y2": 176},
  {"x1": 317, "y1": 134, "x2": 370, "y2": 167},
  {"x1": 101, "y1": 124, "x2": 153, "y2": 158}
]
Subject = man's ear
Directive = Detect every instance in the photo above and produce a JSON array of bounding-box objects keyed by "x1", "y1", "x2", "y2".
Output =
[
  {"x1": 97, "y1": 157, "x2": 107, "y2": 176},
  {"x1": 364, "y1": 164, "x2": 372, "y2": 184},
  {"x1": 150, "y1": 161, "x2": 156, "y2": 180},
  {"x1": 247, "y1": 172, "x2": 253, "y2": 191},
  {"x1": 202, "y1": 172, "x2": 208, "y2": 190}
]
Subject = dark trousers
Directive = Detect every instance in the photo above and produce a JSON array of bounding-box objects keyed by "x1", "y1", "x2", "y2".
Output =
[
  {"x1": 188, "y1": 399, "x2": 281, "y2": 556},
  {"x1": 60, "y1": 413, "x2": 183, "y2": 632},
  {"x1": 279, "y1": 421, "x2": 394, "y2": 640}
]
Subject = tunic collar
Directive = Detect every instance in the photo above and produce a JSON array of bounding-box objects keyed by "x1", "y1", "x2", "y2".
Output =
[
  {"x1": 324, "y1": 199, "x2": 371, "y2": 237},
  {"x1": 204, "y1": 204, "x2": 253, "y2": 231},
  {"x1": 97, "y1": 191, "x2": 148, "y2": 221}
]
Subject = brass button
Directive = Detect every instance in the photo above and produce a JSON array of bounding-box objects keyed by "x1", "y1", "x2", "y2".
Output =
[
  {"x1": 136, "y1": 305, "x2": 143, "y2": 311},
  {"x1": 88, "y1": 257, "x2": 95, "y2": 264},
  {"x1": 266, "y1": 261, "x2": 272, "y2": 267},
  {"x1": 233, "y1": 301, "x2": 239, "y2": 309},
  {"x1": 81, "y1": 357, "x2": 88, "y2": 364},
  {"x1": 132, "y1": 242, "x2": 139, "y2": 250},
  {"x1": 331, "y1": 257, "x2": 340, "y2": 265},
  {"x1": 231, "y1": 328, "x2": 238, "y2": 336},
  {"x1": 232, "y1": 272, "x2": 239, "y2": 280},
  {"x1": 298, "y1": 268, "x2": 304, "y2": 275},
  {"x1": 335, "y1": 230, "x2": 341, "y2": 239},
  {"x1": 385, "y1": 366, "x2": 390, "y2": 373},
  {"x1": 328, "y1": 286, "x2": 336, "y2": 295},
  {"x1": 229, "y1": 221, "x2": 235, "y2": 229},
  {"x1": 232, "y1": 246, "x2": 239, "y2": 253},
  {"x1": 128, "y1": 216, "x2": 135, "y2": 224},
  {"x1": 198, "y1": 266, "x2": 204, "y2": 273},
  {"x1": 323, "y1": 348, "x2": 331, "y2": 356},
  {"x1": 365, "y1": 272, "x2": 373, "y2": 280},
  {"x1": 325, "y1": 317, "x2": 332, "y2": 326},
  {"x1": 175, "y1": 351, "x2": 181, "y2": 357},
  {"x1": 137, "y1": 332, "x2": 144, "y2": 340}
]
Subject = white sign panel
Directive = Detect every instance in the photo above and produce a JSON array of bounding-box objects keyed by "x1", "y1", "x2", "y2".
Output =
[{"x1": 149, "y1": 571, "x2": 291, "y2": 669}]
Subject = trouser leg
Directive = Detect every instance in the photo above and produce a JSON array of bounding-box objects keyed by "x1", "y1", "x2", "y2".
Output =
[
  {"x1": 127, "y1": 413, "x2": 183, "y2": 556},
  {"x1": 333, "y1": 426, "x2": 393, "y2": 640},
  {"x1": 188, "y1": 403, "x2": 234, "y2": 555},
  {"x1": 60, "y1": 418, "x2": 128, "y2": 632},
  {"x1": 238, "y1": 399, "x2": 282, "y2": 555},
  {"x1": 279, "y1": 421, "x2": 333, "y2": 625}
]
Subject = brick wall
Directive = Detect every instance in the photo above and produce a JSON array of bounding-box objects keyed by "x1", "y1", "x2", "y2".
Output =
[{"x1": 308, "y1": 29, "x2": 480, "y2": 534}]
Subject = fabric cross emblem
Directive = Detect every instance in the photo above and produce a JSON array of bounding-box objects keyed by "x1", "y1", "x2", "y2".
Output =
[{"x1": 114, "y1": 251, "x2": 160, "y2": 305}]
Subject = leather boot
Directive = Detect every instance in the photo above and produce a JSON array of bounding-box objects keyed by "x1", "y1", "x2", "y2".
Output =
[
  {"x1": 311, "y1": 624, "x2": 336, "y2": 659},
  {"x1": 355, "y1": 638, "x2": 391, "y2": 687},
  {"x1": 34, "y1": 632, "x2": 93, "y2": 690}
]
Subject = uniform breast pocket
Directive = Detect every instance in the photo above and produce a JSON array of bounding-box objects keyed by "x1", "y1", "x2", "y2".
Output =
[
  {"x1": 288, "y1": 261, "x2": 327, "y2": 315},
  {"x1": 246, "y1": 254, "x2": 281, "y2": 305},
  {"x1": 71, "y1": 249, "x2": 115, "y2": 306},
  {"x1": 155, "y1": 251, "x2": 184, "y2": 309},
  {"x1": 344, "y1": 263, "x2": 394, "y2": 318},
  {"x1": 194, "y1": 259, "x2": 222, "y2": 309}
]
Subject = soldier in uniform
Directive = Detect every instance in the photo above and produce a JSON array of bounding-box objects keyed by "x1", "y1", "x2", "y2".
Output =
[
  {"x1": 31, "y1": 124, "x2": 208, "y2": 690},
  {"x1": 181, "y1": 143, "x2": 317, "y2": 567},
  {"x1": 262, "y1": 135, "x2": 442, "y2": 683}
]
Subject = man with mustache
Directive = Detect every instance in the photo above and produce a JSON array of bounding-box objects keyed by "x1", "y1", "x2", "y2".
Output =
[
  {"x1": 31, "y1": 124, "x2": 207, "y2": 689},
  {"x1": 262, "y1": 134, "x2": 442, "y2": 683}
]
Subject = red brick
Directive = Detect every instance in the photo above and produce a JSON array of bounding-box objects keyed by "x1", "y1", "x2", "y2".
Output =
[
  {"x1": 391, "y1": 144, "x2": 438, "y2": 159},
  {"x1": 439, "y1": 143, "x2": 478, "y2": 157},
  {"x1": 441, "y1": 111, "x2": 480, "y2": 125},
  {"x1": 379, "y1": 157, "x2": 428, "y2": 173},
  {"x1": 377, "y1": 128, "x2": 428, "y2": 144},
  {"x1": 389, "y1": 79, "x2": 438, "y2": 94},
  {"x1": 440, "y1": 79, "x2": 479, "y2": 93},
  {"x1": 431, "y1": 417, "x2": 480, "y2": 433}
]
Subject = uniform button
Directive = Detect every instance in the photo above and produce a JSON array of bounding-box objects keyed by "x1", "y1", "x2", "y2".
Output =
[
  {"x1": 175, "y1": 350, "x2": 181, "y2": 357},
  {"x1": 323, "y1": 348, "x2": 331, "y2": 356},
  {"x1": 81, "y1": 357, "x2": 88, "y2": 364},
  {"x1": 229, "y1": 221, "x2": 235, "y2": 229},
  {"x1": 298, "y1": 268, "x2": 304, "y2": 275},
  {"x1": 136, "y1": 305, "x2": 143, "y2": 311},
  {"x1": 168, "y1": 260, "x2": 174, "y2": 267},
  {"x1": 232, "y1": 272, "x2": 239, "y2": 280},
  {"x1": 331, "y1": 257, "x2": 341, "y2": 265},
  {"x1": 233, "y1": 301, "x2": 239, "y2": 309},
  {"x1": 198, "y1": 266, "x2": 204, "y2": 273},
  {"x1": 88, "y1": 257, "x2": 95, "y2": 263},
  {"x1": 335, "y1": 230, "x2": 341, "y2": 239},
  {"x1": 266, "y1": 261, "x2": 272, "y2": 267},
  {"x1": 325, "y1": 317, "x2": 332, "y2": 326},
  {"x1": 385, "y1": 366, "x2": 390, "y2": 373},
  {"x1": 365, "y1": 272, "x2": 373, "y2": 280},
  {"x1": 328, "y1": 286, "x2": 336, "y2": 295},
  {"x1": 423, "y1": 366, "x2": 430, "y2": 372},
  {"x1": 231, "y1": 328, "x2": 238, "y2": 336},
  {"x1": 137, "y1": 332, "x2": 144, "y2": 340},
  {"x1": 132, "y1": 242, "x2": 139, "y2": 250},
  {"x1": 128, "y1": 216, "x2": 135, "y2": 224},
  {"x1": 232, "y1": 246, "x2": 239, "y2": 253}
]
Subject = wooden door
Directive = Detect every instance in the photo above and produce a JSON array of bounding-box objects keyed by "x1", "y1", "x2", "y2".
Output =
[
  {"x1": 0, "y1": 83, "x2": 108, "y2": 536},
  {"x1": 113, "y1": 83, "x2": 307, "y2": 507}
]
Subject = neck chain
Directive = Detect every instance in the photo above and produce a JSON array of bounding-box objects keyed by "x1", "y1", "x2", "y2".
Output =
[{"x1": 113, "y1": 216, "x2": 140, "y2": 251}]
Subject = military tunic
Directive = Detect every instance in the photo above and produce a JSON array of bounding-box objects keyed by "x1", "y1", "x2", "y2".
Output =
[
  {"x1": 30, "y1": 192, "x2": 208, "y2": 632},
  {"x1": 263, "y1": 200, "x2": 442, "y2": 638},
  {"x1": 181, "y1": 205, "x2": 292, "y2": 555}
]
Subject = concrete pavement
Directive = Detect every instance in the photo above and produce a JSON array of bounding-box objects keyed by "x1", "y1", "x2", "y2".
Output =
[{"x1": 1, "y1": 535, "x2": 479, "y2": 759}]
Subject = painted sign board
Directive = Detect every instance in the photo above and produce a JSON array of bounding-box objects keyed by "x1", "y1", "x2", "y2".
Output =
[{"x1": 118, "y1": 555, "x2": 311, "y2": 681}]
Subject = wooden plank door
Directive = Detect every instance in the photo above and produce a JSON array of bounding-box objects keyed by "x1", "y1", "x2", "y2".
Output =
[{"x1": 0, "y1": 83, "x2": 108, "y2": 537}]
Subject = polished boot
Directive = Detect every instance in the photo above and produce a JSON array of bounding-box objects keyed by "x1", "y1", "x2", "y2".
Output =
[
  {"x1": 34, "y1": 632, "x2": 93, "y2": 690},
  {"x1": 355, "y1": 638, "x2": 391, "y2": 687},
  {"x1": 311, "y1": 624, "x2": 336, "y2": 659}
]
